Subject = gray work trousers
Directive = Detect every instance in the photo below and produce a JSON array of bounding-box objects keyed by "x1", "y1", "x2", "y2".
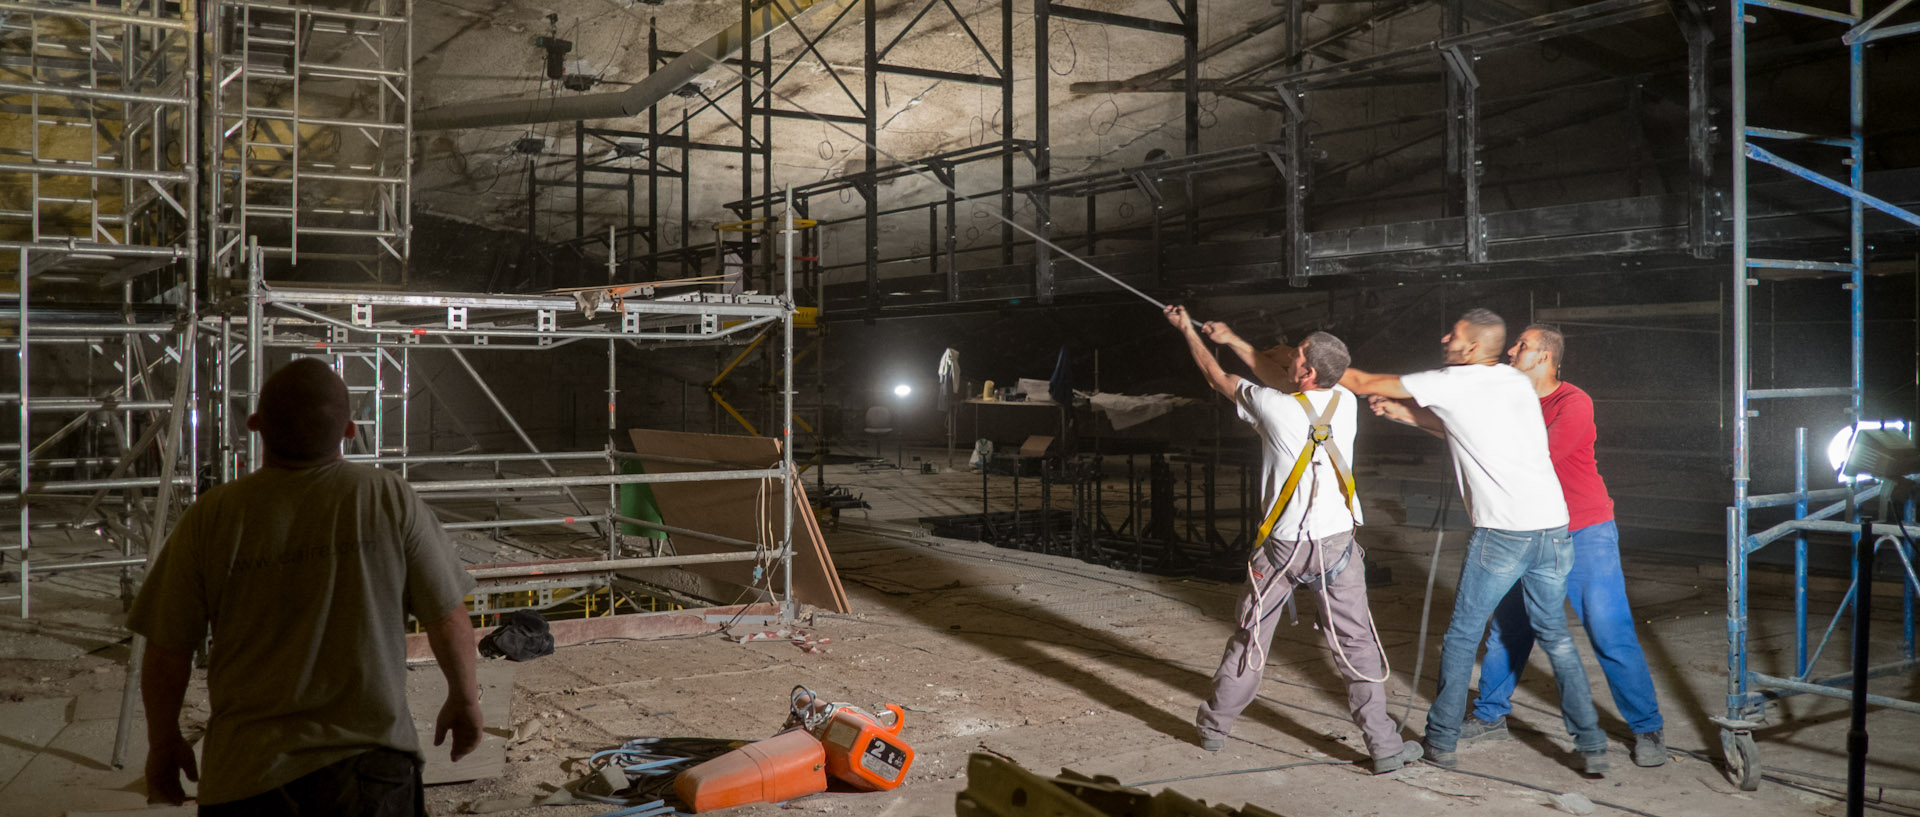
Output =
[{"x1": 1195, "y1": 530, "x2": 1406, "y2": 760}]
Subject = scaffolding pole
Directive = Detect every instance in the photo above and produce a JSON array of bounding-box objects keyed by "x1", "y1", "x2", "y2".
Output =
[{"x1": 1721, "y1": 0, "x2": 1920, "y2": 792}]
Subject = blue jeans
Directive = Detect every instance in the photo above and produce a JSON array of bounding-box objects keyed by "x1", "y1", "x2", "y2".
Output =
[
  {"x1": 1472, "y1": 520, "x2": 1664, "y2": 734},
  {"x1": 1425, "y1": 525, "x2": 1604, "y2": 754}
]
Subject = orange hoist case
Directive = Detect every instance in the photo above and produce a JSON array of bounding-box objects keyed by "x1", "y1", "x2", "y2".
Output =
[
  {"x1": 673, "y1": 728, "x2": 828, "y2": 813},
  {"x1": 816, "y1": 704, "x2": 914, "y2": 791}
]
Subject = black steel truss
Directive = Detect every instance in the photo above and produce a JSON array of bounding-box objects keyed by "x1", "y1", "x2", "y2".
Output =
[{"x1": 522, "y1": 0, "x2": 1918, "y2": 318}]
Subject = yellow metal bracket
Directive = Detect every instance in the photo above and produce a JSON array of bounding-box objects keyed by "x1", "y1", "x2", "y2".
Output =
[{"x1": 713, "y1": 216, "x2": 818, "y2": 233}]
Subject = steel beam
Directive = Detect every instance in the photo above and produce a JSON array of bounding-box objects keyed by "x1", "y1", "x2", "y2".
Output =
[
  {"x1": 1047, "y1": 4, "x2": 1183, "y2": 34},
  {"x1": 1034, "y1": 0, "x2": 1053, "y2": 303}
]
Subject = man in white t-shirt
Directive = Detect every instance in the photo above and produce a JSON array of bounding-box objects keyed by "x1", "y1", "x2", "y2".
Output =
[
  {"x1": 1165, "y1": 305, "x2": 1421, "y2": 775},
  {"x1": 1340, "y1": 308, "x2": 1608, "y2": 776}
]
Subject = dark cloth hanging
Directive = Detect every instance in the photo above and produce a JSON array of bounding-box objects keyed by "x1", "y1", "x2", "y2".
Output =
[{"x1": 1048, "y1": 346, "x2": 1073, "y2": 408}]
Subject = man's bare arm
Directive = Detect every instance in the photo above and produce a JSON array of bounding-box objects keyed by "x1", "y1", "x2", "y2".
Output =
[
  {"x1": 1166, "y1": 307, "x2": 1243, "y2": 398},
  {"x1": 1370, "y1": 396, "x2": 1446, "y2": 439},
  {"x1": 142, "y1": 641, "x2": 199, "y2": 805},
  {"x1": 423, "y1": 604, "x2": 482, "y2": 762},
  {"x1": 1202, "y1": 322, "x2": 1261, "y2": 371},
  {"x1": 1199, "y1": 324, "x2": 1295, "y2": 387},
  {"x1": 1340, "y1": 367, "x2": 1413, "y2": 399}
]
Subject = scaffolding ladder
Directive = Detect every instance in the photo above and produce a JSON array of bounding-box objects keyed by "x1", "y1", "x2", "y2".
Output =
[
  {"x1": 1723, "y1": 0, "x2": 1920, "y2": 790},
  {"x1": 209, "y1": 0, "x2": 412, "y2": 281}
]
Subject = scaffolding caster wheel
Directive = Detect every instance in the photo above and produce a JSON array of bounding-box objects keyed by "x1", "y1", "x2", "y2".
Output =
[{"x1": 1721, "y1": 729, "x2": 1760, "y2": 791}]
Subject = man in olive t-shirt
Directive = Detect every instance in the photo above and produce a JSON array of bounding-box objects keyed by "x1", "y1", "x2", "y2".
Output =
[{"x1": 129, "y1": 359, "x2": 481, "y2": 814}]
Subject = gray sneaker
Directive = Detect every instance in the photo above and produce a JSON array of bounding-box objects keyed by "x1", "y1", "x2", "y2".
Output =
[
  {"x1": 1199, "y1": 735, "x2": 1225, "y2": 752},
  {"x1": 1633, "y1": 731, "x2": 1668, "y2": 767},
  {"x1": 1372, "y1": 741, "x2": 1425, "y2": 774},
  {"x1": 1459, "y1": 715, "x2": 1509, "y2": 744},
  {"x1": 1583, "y1": 749, "x2": 1610, "y2": 777},
  {"x1": 1424, "y1": 743, "x2": 1459, "y2": 770}
]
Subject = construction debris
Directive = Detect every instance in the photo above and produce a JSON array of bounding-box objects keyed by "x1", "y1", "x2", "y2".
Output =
[{"x1": 954, "y1": 753, "x2": 1289, "y2": 816}]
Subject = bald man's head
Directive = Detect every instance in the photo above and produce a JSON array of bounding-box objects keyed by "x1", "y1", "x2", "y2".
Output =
[{"x1": 249, "y1": 358, "x2": 352, "y2": 463}]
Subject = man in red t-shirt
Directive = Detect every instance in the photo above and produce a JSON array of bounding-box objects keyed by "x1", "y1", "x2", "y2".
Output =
[{"x1": 1463, "y1": 325, "x2": 1666, "y2": 767}]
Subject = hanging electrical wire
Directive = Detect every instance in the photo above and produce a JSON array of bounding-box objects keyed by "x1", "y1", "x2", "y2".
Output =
[{"x1": 1049, "y1": 23, "x2": 1077, "y2": 75}]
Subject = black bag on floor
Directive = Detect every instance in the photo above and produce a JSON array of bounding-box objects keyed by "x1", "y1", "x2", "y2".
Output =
[{"x1": 479, "y1": 610, "x2": 555, "y2": 661}]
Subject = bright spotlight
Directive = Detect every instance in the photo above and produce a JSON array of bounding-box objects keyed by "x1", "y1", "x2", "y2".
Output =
[
  {"x1": 1828, "y1": 420, "x2": 1918, "y2": 484},
  {"x1": 893, "y1": 384, "x2": 912, "y2": 398}
]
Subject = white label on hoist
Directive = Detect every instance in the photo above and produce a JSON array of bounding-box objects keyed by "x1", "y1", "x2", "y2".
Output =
[{"x1": 859, "y1": 737, "x2": 906, "y2": 781}]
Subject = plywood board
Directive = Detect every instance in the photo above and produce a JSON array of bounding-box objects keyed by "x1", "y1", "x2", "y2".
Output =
[
  {"x1": 0, "y1": 716, "x2": 151, "y2": 816},
  {"x1": 409, "y1": 661, "x2": 513, "y2": 785},
  {"x1": 1018, "y1": 435, "x2": 1054, "y2": 458},
  {"x1": 0, "y1": 697, "x2": 70, "y2": 793},
  {"x1": 625, "y1": 429, "x2": 849, "y2": 613}
]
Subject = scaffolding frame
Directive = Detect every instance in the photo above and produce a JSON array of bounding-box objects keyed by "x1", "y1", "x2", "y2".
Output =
[
  {"x1": 1720, "y1": 0, "x2": 1920, "y2": 791},
  {"x1": 208, "y1": 0, "x2": 411, "y2": 280},
  {"x1": 0, "y1": 0, "x2": 200, "y2": 619},
  {"x1": 219, "y1": 262, "x2": 800, "y2": 604}
]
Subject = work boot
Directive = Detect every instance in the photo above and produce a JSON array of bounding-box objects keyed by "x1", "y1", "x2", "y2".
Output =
[
  {"x1": 1198, "y1": 730, "x2": 1225, "y2": 752},
  {"x1": 1582, "y1": 749, "x2": 1611, "y2": 778},
  {"x1": 1423, "y1": 742, "x2": 1458, "y2": 771},
  {"x1": 1459, "y1": 715, "x2": 1509, "y2": 744},
  {"x1": 1633, "y1": 731, "x2": 1668, "y2": 767},
  {"x1": 1372, "y1": 741, "x2": 1425, "y2": 774}
]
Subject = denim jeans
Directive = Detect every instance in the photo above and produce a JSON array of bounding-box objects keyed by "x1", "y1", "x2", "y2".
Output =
[
  {"x1": 1425, "y1": 525, "x2": 1604, "y2": 754},
  {"x1": 1472, "y1": 520, "x2": 1664, "y2": 734}
]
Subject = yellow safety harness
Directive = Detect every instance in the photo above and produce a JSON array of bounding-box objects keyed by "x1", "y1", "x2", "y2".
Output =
[
  {"x1": 1253, "y1": 391, "x2": 1359, "y2": 545},
  {"x1": 1238, "y1": 389, "x2": 1387, "y2": 685}
]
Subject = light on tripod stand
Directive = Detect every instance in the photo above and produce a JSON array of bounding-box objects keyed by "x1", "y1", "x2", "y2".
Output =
[
  {"x1": 1822, "y1": 418, "x2": 1916, "y2": 817},
  {"x1": 1826, "y1": 420, "x2": 1919, "y2": 485}
]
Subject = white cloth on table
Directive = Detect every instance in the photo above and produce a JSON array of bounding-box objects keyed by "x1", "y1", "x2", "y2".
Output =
[
  {"x1": 1089, "y1": 392, "x2": 1196, "y2": 430},
  {"x1": 1015, "y1": 378, "x2": 1055, "y2": 402}
]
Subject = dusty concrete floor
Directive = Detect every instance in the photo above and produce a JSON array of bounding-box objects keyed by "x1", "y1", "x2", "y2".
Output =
[{"x1": 3, "y1": 454, "x2": 1918, "y2": 817}]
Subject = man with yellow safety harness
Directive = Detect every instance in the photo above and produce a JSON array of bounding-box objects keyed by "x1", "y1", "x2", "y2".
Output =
[{"x1": 1164, "y1": 306, "x2": 1421, "y2": 775}]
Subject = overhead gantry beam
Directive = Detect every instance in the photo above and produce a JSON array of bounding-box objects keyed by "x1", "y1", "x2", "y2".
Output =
[{"x1": 1069, "y1": 0, "x2": 1432, "y2": 95}]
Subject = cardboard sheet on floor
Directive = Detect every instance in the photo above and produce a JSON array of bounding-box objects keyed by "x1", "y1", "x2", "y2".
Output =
[
  {"x1": 1018, "y1": 435, "x2": 1054, "y2": 457},
  {"x1": 626, "y1": 429, "x2": 850, "y2": 614},
  {"x1": 411, "y1": 660, "x2": 514, "y2": 785}
]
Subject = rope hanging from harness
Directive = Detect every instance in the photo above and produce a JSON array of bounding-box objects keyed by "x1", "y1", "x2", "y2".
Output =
[{"x1": 1237, "y1": 390, "x2": 1388, "y2": 685}]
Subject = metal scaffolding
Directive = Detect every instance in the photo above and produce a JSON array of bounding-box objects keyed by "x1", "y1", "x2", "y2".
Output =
[
  {"x1": 208, "y1": 0, "x2": 412, "y2": 281},
  {"x1": 0, "y1": 0, "x2": 200, "y2": 618},
  {"x1": 0, "y1": 0, "x2": 803, "y2": 632},
  {"x1": 1720, "y1": 0, "x2": 1920, "y2": 791},
  {"x1": 214, "y1": 249, "x2": 801, "y2": 617}
]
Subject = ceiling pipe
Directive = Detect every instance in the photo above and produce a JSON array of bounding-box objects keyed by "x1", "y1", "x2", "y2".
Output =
[{"x1": 414, "y1": 0, "x2": 852, "y2": 131}]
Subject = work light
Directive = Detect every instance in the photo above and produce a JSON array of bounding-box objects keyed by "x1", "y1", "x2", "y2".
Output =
[{"x1": 1826, "y1": 420, "x2": 1919, "y2": 485}]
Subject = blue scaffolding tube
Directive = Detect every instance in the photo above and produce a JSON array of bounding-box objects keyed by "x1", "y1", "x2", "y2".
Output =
[{"x1": 1724, "y1": 0, "x2": 1920, "y2": 791}]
